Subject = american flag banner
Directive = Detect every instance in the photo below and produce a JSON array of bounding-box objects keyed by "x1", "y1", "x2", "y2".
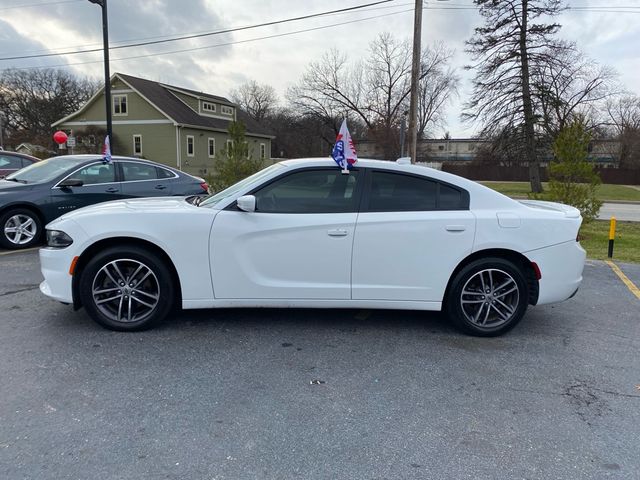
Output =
[
  {"x1": 331, "y1": 119, "x2": 357, "y2": 172},
  {"x1": 102, "y1": 135, "x2": 112, "y2": 163}
]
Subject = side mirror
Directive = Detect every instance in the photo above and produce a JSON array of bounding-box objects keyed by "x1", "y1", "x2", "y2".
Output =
[
  {"x1": 59, "y1": 178, "x2": 84, "y2": 188},
  {"x1": 236, "y1": 195, "x2": 256, "y2": 212}
]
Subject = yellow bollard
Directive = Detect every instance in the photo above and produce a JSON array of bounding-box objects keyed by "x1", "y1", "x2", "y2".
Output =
[{"x1": 608, "y1": 217, "x2": 616, "y2": 258}]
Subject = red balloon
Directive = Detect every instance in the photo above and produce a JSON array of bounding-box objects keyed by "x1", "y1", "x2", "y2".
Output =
[{"x1": 53, "y1": 130, "x2": 68, "y2": 145}]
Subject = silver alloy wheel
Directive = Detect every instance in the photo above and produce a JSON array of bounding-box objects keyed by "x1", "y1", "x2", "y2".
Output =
[
  {"x1": 460, "y1": 268, "x2": 520, "y2": 329},
  {"x1": 4, "y1": 214, "x2": 37, "y2": 245},
  {"x1": 91, "y1": 259, "x2": 160, "y2": 323}
]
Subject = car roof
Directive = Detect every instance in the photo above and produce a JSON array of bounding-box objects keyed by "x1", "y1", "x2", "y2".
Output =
[
  {"x1": 276, "y1": 157, "x2": 484, "y2": 190},
  {"x1": 0, "y1": 151, "x2": 40, "y2": 162}
]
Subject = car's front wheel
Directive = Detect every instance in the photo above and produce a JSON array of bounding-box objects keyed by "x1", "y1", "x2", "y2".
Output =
[
  {"x1": 0, "y1": 208, "x2": 42, "y2": 249},
  {"x1": 79, "y1": 246, "x2": 175, "y2": 331},
  {"x1": 446, "y1": 257, "x2": 529, "y2": 337}
]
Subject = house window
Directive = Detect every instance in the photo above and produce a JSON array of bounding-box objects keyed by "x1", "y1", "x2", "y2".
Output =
[
  {"x1": 226, "y1": 139, "x2": 233, "y2": 151},
  {"x1": 438, "y1": 145, "x2": 444, "y2": 151},
  {"x1": 208, "y1": 138, "x2": 216, "y2": 158},
  {"x1": 187, "y1": 135, "x2": 194, "y2": 157},
  {"x1": 202, "y1": 101, "x2": 216, "y2": 113},
  {"x1": 221, "y1": 105, "x2": 233, "y2": 115},
  {"x1": 133, "y1": 134, "x2": 142, "y2": 156},
  {"x1": 113, "y1": 94, "x2": 127, "y2": 115},
  {"x1": 260, "y1": 143, "x2": 266, "y2": 160}
]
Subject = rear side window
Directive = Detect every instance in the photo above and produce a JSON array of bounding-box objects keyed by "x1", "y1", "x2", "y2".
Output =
[
  {"x1": 157, "y1": 167, "x2": 175, "y2": 179},
  {"x1": 366, "y1": 171, "x2": 467, "y2": 212},
  {"x1": 121, "y1": 162, "x2": 158, "y2": 181}
]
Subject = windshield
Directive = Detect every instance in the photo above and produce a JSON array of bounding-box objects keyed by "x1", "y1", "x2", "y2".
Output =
[
  {"x1": 6, "y1": 156, "x2": 87, "y2": 184},
  {"x1": 200, "y1": 163, "x2": 285, "y2": 208}
]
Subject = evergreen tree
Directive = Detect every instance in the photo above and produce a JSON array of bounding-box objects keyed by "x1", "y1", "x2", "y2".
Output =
[{"x1": 211, "y1": 121, "x2": 264, "y2": 191}]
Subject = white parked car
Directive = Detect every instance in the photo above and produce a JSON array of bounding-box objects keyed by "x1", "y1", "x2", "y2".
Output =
[{"x1": 39, "y1": 158, "x2": 586, "y2": 336}]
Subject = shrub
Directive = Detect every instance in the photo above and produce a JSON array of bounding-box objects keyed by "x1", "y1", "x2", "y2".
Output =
[{"x1": 547, "y1": 120, "x2": 602, "y2": 222}]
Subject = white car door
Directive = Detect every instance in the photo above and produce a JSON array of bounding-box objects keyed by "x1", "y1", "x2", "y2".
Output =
[
  {"x1": 211, "y1": 168, "x2": 362, "y2": 299},
  {"x1": 352, "y1": 169, "x2": 475, "y2": 302}
]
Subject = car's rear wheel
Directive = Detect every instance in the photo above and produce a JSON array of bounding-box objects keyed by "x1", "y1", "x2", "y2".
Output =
[
  {"x1": 79, "y1": 246, "x2": 175, "y2": 331},
  {"x1": 0, "y1": 208, "x2": 42, "y2": 249},
  {"x1": 446, "y1": 257, "x2": 528, "y2": 337}
]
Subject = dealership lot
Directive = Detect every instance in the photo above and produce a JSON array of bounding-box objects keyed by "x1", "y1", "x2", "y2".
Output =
[{"x1": 1, "y1": 250, "x2": 639, "y2": 479}]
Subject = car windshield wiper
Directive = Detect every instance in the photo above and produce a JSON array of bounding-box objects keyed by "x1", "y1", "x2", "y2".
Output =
[{"x1": 5, "y1": 177, "x2": 28, "y2": 184}]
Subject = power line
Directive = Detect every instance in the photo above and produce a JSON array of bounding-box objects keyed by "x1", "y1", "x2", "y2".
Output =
[
  {"x1": 1, "y1": 7, "x2": 418, "y2": 71},
  {"x1": 0, "y1": 0, "x2": 409, "y2": 57},
  {"x1": 0, "y1": 0, "x2": 82, "y2": 10},
  {"x1": 0, "y1": 0, "x2": 394, "y2": 61}
]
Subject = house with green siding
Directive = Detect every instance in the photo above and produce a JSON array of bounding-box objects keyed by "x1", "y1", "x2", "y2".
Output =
[{"x1": 52, "y1": 73, "x2": 273, "y2": 176}]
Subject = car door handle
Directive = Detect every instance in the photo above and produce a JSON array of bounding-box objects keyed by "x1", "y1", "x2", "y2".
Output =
[
  {"x1": 154, "y1": 185, "x2": 167, "y2": 190},
  {"x1": 328, "y1": 229, "x2": 348, "y2": 237},
  {"x1": 105, "y1": 187, "x2": 119, "y2": 193},
  {"x1": 445, "y1": 225, "x2": 466, "y2": 232}
]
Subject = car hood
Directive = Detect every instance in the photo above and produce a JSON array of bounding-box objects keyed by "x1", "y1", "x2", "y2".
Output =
[{"x1": 57, "y1": 196, "x2": 198, "y2": 222}]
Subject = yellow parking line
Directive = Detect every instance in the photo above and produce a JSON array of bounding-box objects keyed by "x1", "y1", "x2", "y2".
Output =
[
  {"x1": 606, "y1": 260, "x2": 640, "y2": 300},
  {"x1": 0, "y1": 247, "x2": 40, "y2": 256}
]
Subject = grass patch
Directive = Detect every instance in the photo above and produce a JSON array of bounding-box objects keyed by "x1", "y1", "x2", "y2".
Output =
[
  {"x1": 579, "y1": 220, "x2": 640, "y2": 263},
  {"x1": 480, "y1": 181, "x2": 640, "y2": 202}
]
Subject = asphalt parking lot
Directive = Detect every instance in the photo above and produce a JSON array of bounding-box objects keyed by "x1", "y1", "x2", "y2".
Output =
[{"x1": 1, "y1": 249, "x2": 639, "y2": 480}]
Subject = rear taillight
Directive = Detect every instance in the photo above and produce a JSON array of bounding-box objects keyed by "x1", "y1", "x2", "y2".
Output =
[{"x1": 200, "y1": 182, "x2": 209, "y2": 193}]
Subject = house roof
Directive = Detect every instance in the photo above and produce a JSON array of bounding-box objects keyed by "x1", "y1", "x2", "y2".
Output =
[
  {"x1": 116, "y1": 74, "x2": 272, "y2": 138},
  {"x1": 54, "y1": 73, "x2": 273, "y2": 138}
]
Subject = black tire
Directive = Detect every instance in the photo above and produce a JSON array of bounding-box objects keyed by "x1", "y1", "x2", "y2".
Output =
[
  {"x1": 446, "y1": 257, "x2": 529, "y2": 337},
  {"x1": 0, "y1": 208, "x2": 42, "y2": 249},
  {"x1": 79, "y1": 246, "x2": 175, "y2": 331}
]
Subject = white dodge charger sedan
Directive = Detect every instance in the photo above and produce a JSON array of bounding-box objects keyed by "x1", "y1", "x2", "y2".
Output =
[{"x1": 39, "y1": 158, "x2": 586, "y2": 336}]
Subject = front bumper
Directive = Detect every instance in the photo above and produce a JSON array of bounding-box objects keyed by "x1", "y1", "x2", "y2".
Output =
[
  {"x1": 525, "y1": 240, "x2": 586, "y2": 305},
  {"x1": 39, "y1": 246, "x2": 75, "y2": 304}
]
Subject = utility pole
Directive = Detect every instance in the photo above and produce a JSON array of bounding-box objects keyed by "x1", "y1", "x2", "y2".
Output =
[
  {"x1": 89, "y1": 0, "x2": 113, "y2": 153},
  {"x1": 407, "y1": 0, "x2": 423, "y2": 164}
]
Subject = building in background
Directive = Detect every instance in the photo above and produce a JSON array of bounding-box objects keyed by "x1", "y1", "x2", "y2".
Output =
[{"x1": 52, "y1": 73, "x2": 274, "y2": 176}]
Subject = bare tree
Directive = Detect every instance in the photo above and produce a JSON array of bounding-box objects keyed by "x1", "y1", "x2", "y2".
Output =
[
  {"x1": 229, "y1": 80, "x2": 278, "y2": 123},
  {"x1": 0, "y1": 68, "x2": 98, "y2": 147},
  {"x1": 533, "y1": 46, "x2": 618, "y2": 138},
  {"x1": 287, "y1": 33, "x2": 458, "y2": 160},
  {"x1": 464, "y1": 0, "x2": 567, "y2": 193},
  {"x1": 605, "y1": 95, "x2": 640, "y2": 169}
]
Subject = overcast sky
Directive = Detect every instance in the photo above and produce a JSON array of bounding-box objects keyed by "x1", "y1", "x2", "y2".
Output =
[{"x1": 1, "y1": 0, "x2": 638, "y2": 138}]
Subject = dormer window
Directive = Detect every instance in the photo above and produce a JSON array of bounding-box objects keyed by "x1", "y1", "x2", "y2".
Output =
[
  {"x1": 202, "y1": 101, "x2": 216, "y2": 113},
  {"x1": 221, "y1": 105, "x2": 233, "y2": 115}
]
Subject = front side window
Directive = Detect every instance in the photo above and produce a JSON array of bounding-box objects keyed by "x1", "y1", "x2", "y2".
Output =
[
  {"x1": 187, "y1": 135, "x2": 194, "y2": 157},
  {"x1": 253, "y1": 169, "x2": 360, "y2": 214},
  {"x1": 113, "y1": 95, "x2": 127, "y2": 115},
  {"x1": 121, "y1": 162, "x2": 158, "y2": 182},
  {"x1": 71, "y1": 163, "x2": 116, "y2": 185}
]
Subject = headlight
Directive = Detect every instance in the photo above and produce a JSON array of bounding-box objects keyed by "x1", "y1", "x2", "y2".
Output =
[{"x1": 46, "y1": 230, "x2": 73, "y2": 248}]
